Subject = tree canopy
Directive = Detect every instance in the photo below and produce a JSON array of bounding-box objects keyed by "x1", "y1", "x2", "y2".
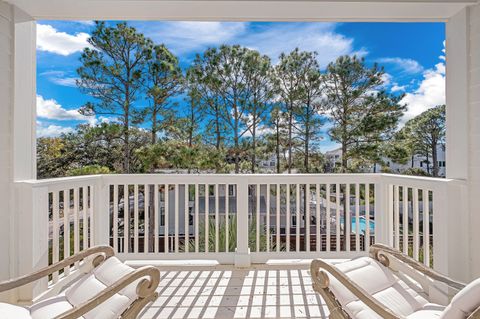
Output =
[{"x1": 37, "y1": 21, "x2": 443, "y2": 179}]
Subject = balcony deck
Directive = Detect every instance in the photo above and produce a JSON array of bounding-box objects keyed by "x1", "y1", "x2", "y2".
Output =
[{"x1": 138, "y1": 261, "x2": 333, "y2": 319}]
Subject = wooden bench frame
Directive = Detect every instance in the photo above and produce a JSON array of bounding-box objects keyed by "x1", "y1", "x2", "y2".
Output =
[
  {"x1": 311, "y1": 243, "x2": 479, "y2": 319},
  {"x1": 0, "y1": 246, "x2": 160, "y2": 319}
]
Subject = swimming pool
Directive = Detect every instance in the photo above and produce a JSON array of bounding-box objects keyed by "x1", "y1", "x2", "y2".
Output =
[{"x1": 342, "y1": 216, "x2": 375, "y2": 234}]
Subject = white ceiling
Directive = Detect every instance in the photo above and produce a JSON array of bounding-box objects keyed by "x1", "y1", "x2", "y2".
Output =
[{"x1": 5, "y1": 0, "x2": 477, "y2": 21}]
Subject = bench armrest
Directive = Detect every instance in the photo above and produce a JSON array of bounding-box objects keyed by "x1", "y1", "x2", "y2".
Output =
[
  {"x1": 311, "y1": 259, "x2": 404, "y2": 319},
  {"x1": 369, "y1": 243, "x2": 466, "y2": 291},
  {"x1": 0, "y1": 245, "x2": 115, "y2": 293},
  {"x1": 54, "y1": 266, "x2": 160, "y2": 319}
]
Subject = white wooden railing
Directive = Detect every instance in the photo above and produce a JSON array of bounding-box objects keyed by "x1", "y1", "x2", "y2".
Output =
[{"x1": 13, "y1": 173, "x2": 466, "y2": 298}]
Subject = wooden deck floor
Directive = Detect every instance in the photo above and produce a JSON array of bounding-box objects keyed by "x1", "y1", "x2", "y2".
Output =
[{"x1": 138, "y1": 262, "x2": 331, "y2": 319}]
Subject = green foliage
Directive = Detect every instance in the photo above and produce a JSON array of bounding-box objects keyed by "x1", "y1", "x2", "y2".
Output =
[
  {"x1": 37, "y1": 137, "x2": 69, "y2": 179},
  {"x1": 37, "y1": 123, "x2": 150, "y2": 178},
  {"x1": 274, "y1": 48, "x2": 324, "y2": 173},
  {"x1": 393, "y1": 105, "x2": 445, "y2": 177},
  {"x1": 402, "y1": 167, "x2": 432, "y2": 177},
  {"x1": 322, "y1": 55, "x2": 406, "y2": 172},
  {"x1": 37, "y1": 21, "x2": 440, "y2": 178},
  {"x1": 67, "y1": 165, "x2": 111, "y2": 176},
  {"x1": 179, "y1": 216, "x2": 285, "y2": 253},
  {"x1": 77, "y1": 22, "x2": 153, "y2": 173}
]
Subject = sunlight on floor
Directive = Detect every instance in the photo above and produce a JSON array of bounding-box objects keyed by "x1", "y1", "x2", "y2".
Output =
[{"x1": 139, "y1": 266, "x2": 329, "y2": 319}]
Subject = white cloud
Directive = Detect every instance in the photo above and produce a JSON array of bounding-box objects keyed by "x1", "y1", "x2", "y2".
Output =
[
  {"x1": 37, "y1": 24, "x2": 91, "y2": 56},
  {"x1": 378, "y1": 57, "x2": 424, "y2": 74},
  {"x1": 76, "y1": 20, "x2": 95, "y2": 26},
  {"x1": 391, "y1": 84, "x2": 407, "y2": 92},
  {"x1": 140, "y1": 21, "x2": 247, "y2": 54},
  {"x1": 381, "y1": 73, "x2": 392, "y2": 86},
  {"x1": 241, "y1": 23, "x2": 362, "y2": 68},
  {"x1": 400, "y1": 62, "x2": 445, "y2": 122},
  {"x1": 139, "y1": 22, "x2": 362, "y2": 68},
  {"x1": 37, "y1": 95, "x2": 87, "y2": 121},
  {"x1": 37, "y1": 123, "x2": 74, "y2": 137},
  {"x1": 40, "y1": 71, "x2": 78, "y2": 87}
]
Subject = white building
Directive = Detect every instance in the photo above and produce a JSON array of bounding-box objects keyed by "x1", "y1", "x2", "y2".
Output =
[{"x1": 325, "y1": 145, "x2": 447, "y2": 177}]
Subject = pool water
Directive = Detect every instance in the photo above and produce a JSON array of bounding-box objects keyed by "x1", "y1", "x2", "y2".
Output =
[{"x1": 342, "y1": 216, "x2": 375, "y2": 234}]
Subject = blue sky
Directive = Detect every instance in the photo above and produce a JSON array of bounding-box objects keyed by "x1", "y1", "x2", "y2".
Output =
[{"x1": 36, "y1": 21, "x2": 446, "y2": 151}]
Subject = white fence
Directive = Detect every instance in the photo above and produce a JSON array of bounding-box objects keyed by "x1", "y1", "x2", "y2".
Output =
[{"x1": 14, "y1": 173, "x2": 465, "y2": 297}]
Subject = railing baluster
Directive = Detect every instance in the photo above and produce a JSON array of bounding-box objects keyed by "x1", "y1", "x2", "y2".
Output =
[
  {"x1": 215, "y1": 184, "x2": 219, "y2": 253},
  {"x1": 413, "y1": 188, "x2": 420, "y2": 260},
  {"x1": 154, "y1": 184, "x2": 159, "y2": 254},
  {"x1": 336, "y1": 183, "x2": 340, "y2": 252},
  {"x1": 403, "y1": 186, "x2": 408, "y2": 254},
  {"x1": 423, "y1": 188, "x2": 430, "y2": 267},
  {"x1": 225, "y1": 184, "x2": 229, "y2": 253},
  {"x1": 73, "y1": 188, "x2": 80, "y2": 262},
  {"x1": 266, "y1": 184, "x2": 270, "y2": 252},
  {"x1": 365, "y1": 184, "x2": 370, "y2": 249},
  {"x1": 326, "y1": 184, "x2": 331, "y2": 252},
  {"x1": 134, "y1": 184, "x2": 139, "y2": 253},
  {"x1": 89, "y1": 185, "x2": 94, "y2": 247},
  {"x1": 205, "y1": 184, "x2": 209, "y2": 253},
  {"x1": 113, "y1": 185, "x2": 118, "y2": 253},
  {"x1": 355, "y1": 183, "x2": 360, "y2": 252},
  {"x1": 296, "y1": 183, "x2": 300, "y2": 252},
  {"x1": 185, "y1": 184, "x2": 190, "y2": 253},
  {"x1": 123, "y1": 185, "x2": 129, "y2": 253},
  {"x1": 82, "y1": 187, "x2": 88, "y2": 250},
  {"x1": 145, "y1": 184, "x2": 150, "y2": 253},
  {"x1": 316, "y1": 184, "x2": 320, "y2": 252},
  {"x1": 194, "y1": 184, "x2": 199, "y2": 253},
  {"x1": 276, "y1": 184, "x2": 280, "y2": 252},
  {"x1": 256, "y1": 184, "x2": 260, "y2": 252},
  {"x1": 286, "y1": 184, "x2": 290, "y2": 252},
  {"x1": 64, "y1": 188, "x2": 71, "y2": 276},
  {"x1": 52, "y1": 191, "x2": 59, "y2": 283},
  {"x1": 175, "y1": 184, "x2": 179, "y2": 253},
  {"x1": 306, "y1": 184, "x2": 310, "y2": 252},
  {"x1": 394, "y1": 185, "x2": 400, "y2": 249},
  {"x1": 164, "y1": 184, "x2": 169, "y2": 253},
  {"x1": 346, "y1": 184, "x2": 350, "y2": 251}
]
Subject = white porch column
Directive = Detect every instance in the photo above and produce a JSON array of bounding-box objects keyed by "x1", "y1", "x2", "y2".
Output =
[
  {"x1": 466, "y1": 3, "x2": 480, "y2": 280},
  {"x1": 0, "y1": 0, "x2": 38, "y2": 302},
  {"x1": 446, "y1": 3, "x2": 480, "y2": 281},
  {"x1": 13, "y1": 9, "x2": 40, "y2": 302},
  {"x1": 0, "y1": 0, "x2": 15, "y2": 302},
  {"x1": 445, "y1": 7, "x2": 470, "y2": 283}
]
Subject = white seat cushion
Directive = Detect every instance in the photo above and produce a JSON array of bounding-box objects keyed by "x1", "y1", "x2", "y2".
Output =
[
  {"x1": 0, "y1": 302, "x2": 30, "y2": 319},
  {"x1": 29, "y1": 294, "x2": 83, "y2": 319},
  {"x1": 93, "y1": 255, "x2": 139, "y2": 301},
  {"x1": 63, "y1": 256, "x2": 139, "y2": 319},
  {"x1": 1, "y1": 257, "x2": 142, "y2": 319},
  {"x1": 326, "y1": 257, "x2": 429, "y2": 318},
  {"x1": 65, "y1": 272, "x2": 131, "y2": 319},
  {"x1": 440, "y1": 278, "x2": 480, "y2": 319},
  {"x1": 407, "y1": 303, "x2": 445, "y2": 319}
]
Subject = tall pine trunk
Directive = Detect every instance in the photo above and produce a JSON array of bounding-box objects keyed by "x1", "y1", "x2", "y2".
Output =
[
  {"x1": 251, "y1": 121, "x2": 256, "y2": 173},
  {"x1": 287, "y1": 105, "x2": 293, "y2": 174},
  {"x1": 151, "y1": 108, "x2": 157, "y2": 145},
  {"x1": 276, "y1": 119, "x2": 281, "y2": 174},
  {"x1": 123, "y1": 113, "x2": 130, "y2": 173},
  {"x1": 432, "y1": 141, "x2": 438, "y2": 177}
]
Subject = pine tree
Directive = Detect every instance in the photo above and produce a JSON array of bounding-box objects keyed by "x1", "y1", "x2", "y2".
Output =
[
  {"x1": 144, "y1": 44, "x2": 183, "y2": 144},
  {"x1": 322, "y1": 55, "x2": 405, "y2": 172},
  {"x1": 77, "y1": 22, "x2": 152, "y2": 173}
]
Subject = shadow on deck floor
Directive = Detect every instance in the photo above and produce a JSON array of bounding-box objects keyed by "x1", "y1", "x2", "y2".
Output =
[{"x1": 139, "y1": 264, "x2": 330, "y2": 319}]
